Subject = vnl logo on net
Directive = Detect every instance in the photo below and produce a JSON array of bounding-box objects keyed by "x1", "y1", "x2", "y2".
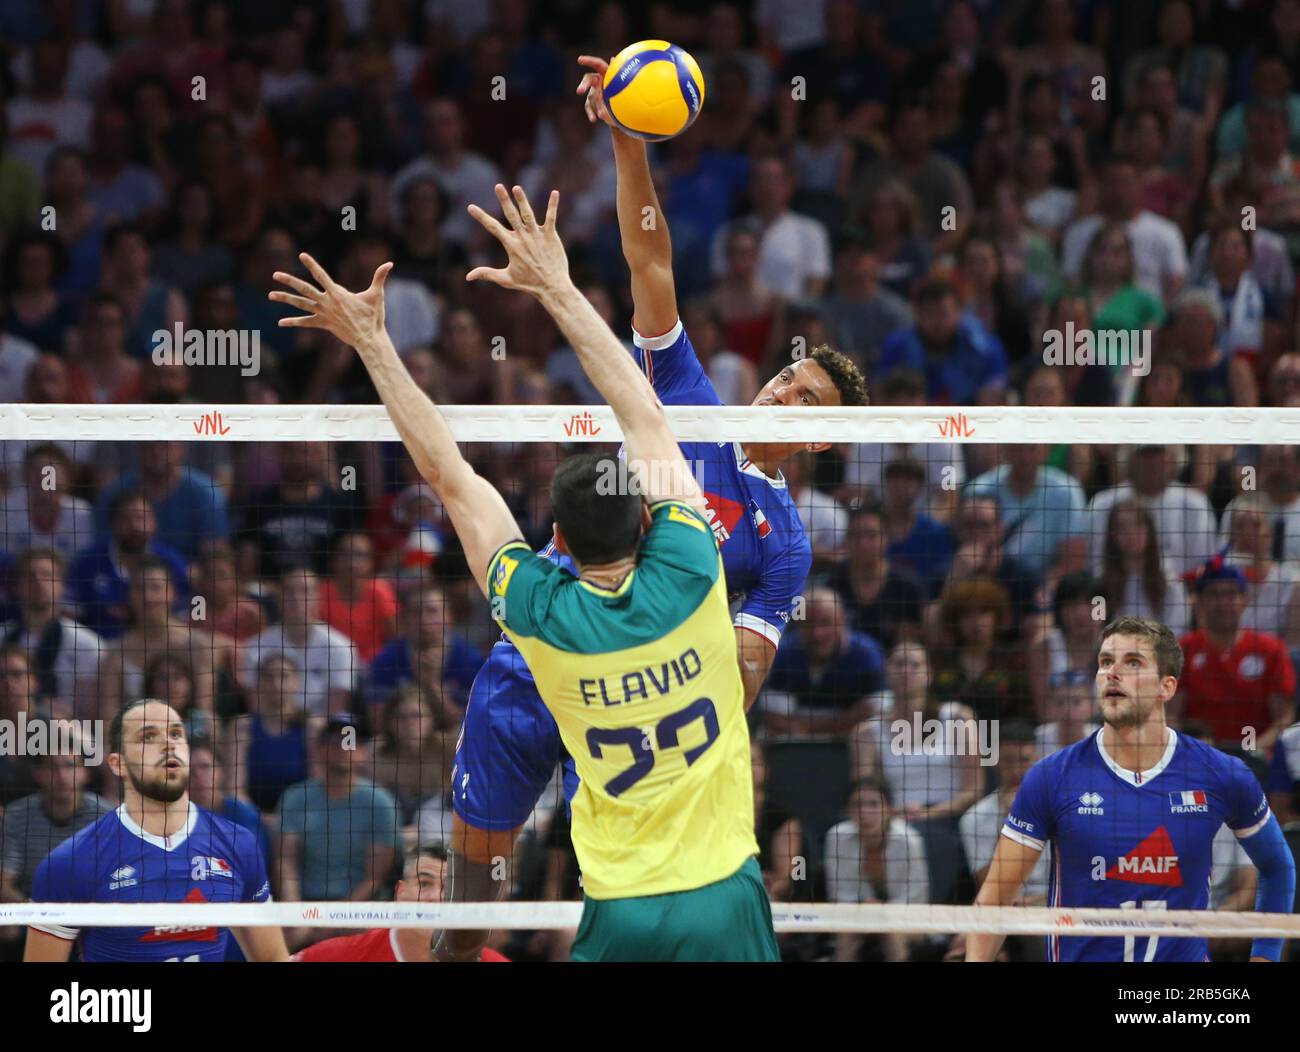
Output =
[
  {"x1": 152, "y1": 323, "x2": 261, "y2": 376},
  {"x1": 0, "y1": 714, "x2": 105, "y2": 766},
  {"x1": 1043, "y1": 324, "x2": 1151, "y2": 376}
]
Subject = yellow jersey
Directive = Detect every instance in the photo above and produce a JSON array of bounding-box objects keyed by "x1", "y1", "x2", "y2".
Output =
[{"x1": 486, "y1": 499, "x2": 758, "y2": 899}]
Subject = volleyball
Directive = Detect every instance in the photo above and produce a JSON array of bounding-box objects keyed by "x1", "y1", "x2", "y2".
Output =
[{"x1": 602, "y1": 40, "x2": 705, "y2": 142}]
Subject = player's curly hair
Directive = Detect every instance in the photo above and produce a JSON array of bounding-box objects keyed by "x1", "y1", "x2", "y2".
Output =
[
  {"x1": 938, "y1": 577, "x2": 1012, "y2": 641},
  {"x1": 810, "y1": 345, "x2": 869, "y2": 406}
]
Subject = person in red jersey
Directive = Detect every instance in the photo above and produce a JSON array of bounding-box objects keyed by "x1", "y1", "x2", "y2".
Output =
[
  {"x1": 293, "y1": 842, "x2": 507, "y2": 962},
  {"x1": 1173, "y1": 562, "x2": 1296, "y2": 751}
]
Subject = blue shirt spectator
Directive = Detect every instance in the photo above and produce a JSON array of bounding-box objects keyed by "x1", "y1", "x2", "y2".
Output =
[
  {"x1": 876, "y1": 280, "x2": 1007, "y2": 405},
  {"x1": 665, "y1": 143, "x2": 752, "y2": 287},
  {"x1": 761, "y1": 585, "x2": 886, "y2": 739},
  {"x1": 243, "y1": 712, "x2": 311, "y2": 814},
  {"x1": 278, "y1": 715, "x2": 401, "y2": 902},
  {"x1": 888, "y1": 518, "x2": 956, "y2": 594},
  {"x1": 278, "y1": 773, "x2": 402, "y2": 901},
  {"x1": 964, "y1": 446, "x2": 1088, "y2": 578},
  {"x1": 94, "y1": 455, "x2": 230, "y2": 561},
  {"x1": 363, "y1": 582, "x2": 483, "y2": 710},
  {"x1": 879, "y1": 459, "x2": 956, "y2": 595},
  {"x1": 64, "y1": 489, "x2": 188, "y2": 639}
]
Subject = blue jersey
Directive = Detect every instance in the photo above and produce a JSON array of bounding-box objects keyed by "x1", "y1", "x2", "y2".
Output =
[
  {"x1": 628, "y1": 320, "x2": 811, "y2": 637},
  {"x1": 1003, "y1": 729, "x2": 1271, "y2": 962},
  {"x1": 452, "y1": 320, "x2": 811, "y2": 831},
  {"x1": 31, "y1": 803, "x2": 271, "y2": 962},
  {"x1": 537, "y1": 321, "x2": 809, "y2": 632}
]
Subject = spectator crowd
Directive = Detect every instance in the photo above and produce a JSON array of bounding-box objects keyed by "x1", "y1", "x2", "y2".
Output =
[{"x1": 0, "y1": 0, "x2": 1299, "y2": 961}]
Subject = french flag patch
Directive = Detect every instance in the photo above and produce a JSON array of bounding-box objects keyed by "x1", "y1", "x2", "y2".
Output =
[
  {"x1": 748, "y1": 500, "x2": 772, "y2": 539},
  {"x1": 1169, "y1": 790, "x2": 1209, "y2": 812}
]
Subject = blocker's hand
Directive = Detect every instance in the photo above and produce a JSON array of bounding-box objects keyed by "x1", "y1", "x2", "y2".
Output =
[
  {"x1": 269, "y1": 252, "x2": 393, "y2": 350},
  {"x1": 465, "y1": 184, "x2": 569, "y2": 299},
  {"x1": 575, "y1": 54, "x2": 614, "y2": 127}
]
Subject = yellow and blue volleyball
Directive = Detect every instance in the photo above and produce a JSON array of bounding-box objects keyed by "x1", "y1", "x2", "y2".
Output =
[{"x1": 603, "y1": 40, "x2": 705, "y2": 142}]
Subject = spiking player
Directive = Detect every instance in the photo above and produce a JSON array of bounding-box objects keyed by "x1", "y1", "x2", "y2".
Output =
[
  {"x1": 421, "y1": 55, "x2": 868, "y2": 962},
  {"x1": 26, "y1": 699, "x2": 288, "y2": 962},
  {"x1": 968, "y1": 616, "x2": 1295, "y2": 962},
  {"x1": 271, "y1": 184, "x2": 781, "y2": 959}
]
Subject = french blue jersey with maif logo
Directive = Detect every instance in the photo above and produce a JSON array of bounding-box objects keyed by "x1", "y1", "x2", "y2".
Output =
[
  {"x1": 30, "y1": 803, "x2": 271, "y2": 961},
  {"x1": 1002, "y1": 729, "x2": 1271, "y2": 962}
]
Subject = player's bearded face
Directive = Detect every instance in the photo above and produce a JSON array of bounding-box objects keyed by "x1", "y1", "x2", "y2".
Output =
[{"x1": 125, "y1": 739, "x2": 190, "y2": 803}]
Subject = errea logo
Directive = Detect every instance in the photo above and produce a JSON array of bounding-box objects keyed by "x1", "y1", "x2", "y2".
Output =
[
  {"x1": 109, "y1": 865, "x2": 137, "y2": 890},
  {"x1": 1078, "y1": 792, "x2": 1104, "y2": 815}
]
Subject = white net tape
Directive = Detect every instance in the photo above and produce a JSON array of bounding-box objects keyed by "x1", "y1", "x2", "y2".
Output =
[
  {"x1": 2, "y1": 901, "x2": 1298, "y2": 938},
  {"x1": 5, "y1": 403, "x2": 1300, "y2": 444}
]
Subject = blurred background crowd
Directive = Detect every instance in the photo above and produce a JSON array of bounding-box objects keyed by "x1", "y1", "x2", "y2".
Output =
[{"x1": 1, "y1": 0, "x2": 1300, "y2": 961}]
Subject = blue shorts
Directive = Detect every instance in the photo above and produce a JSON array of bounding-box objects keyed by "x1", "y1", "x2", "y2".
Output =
[{"x1": 452, "y1": 640, "x2": 579, "y2": 832}]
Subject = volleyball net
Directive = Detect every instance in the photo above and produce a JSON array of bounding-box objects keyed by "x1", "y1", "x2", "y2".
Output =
[{"x1": 0, "y1": 403, "x2": 1297, "y2": 962}]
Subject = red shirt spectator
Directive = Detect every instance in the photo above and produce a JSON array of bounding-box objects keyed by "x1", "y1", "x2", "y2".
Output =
[
  {"x1": 364, "y1": 481, "x2": 445, "y2": 573},
  {"x1": 1177, "y1": 565, "x2": 1297, "y2": 748},
  {"x1": 319, "y1": 532, "x2": 399, "y2": 662},
  {"x1": 1178, "y1": 628, "x2": 1294, "y2": 745}
]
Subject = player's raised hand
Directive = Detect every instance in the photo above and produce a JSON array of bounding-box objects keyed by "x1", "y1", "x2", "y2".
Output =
[
  {"x1": 269, "y1": 253, "x2": 393, "y2": 350},
  {"x1": 465, "y1": 184, "x2": 568, "y2": 299},
  {"x1": 575, "y1": 55, "x2": 615, "y2": 128}
]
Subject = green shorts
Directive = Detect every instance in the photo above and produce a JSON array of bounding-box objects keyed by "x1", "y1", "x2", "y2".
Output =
[{"x1": 570, "y1": 857, "x2": 780, "y2": 962}]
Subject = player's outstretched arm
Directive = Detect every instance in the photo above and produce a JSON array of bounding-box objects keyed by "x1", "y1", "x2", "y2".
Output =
[
  {"x1": 270, "y1": 254, "x2": 522, "y2": 597},
  {"x1": 966, "y1": 834, "x2": 1043, "y2": 962},
  {"x1": 467, "y1": 185, "x2": 704, "y2": 511},
  {"x1": 1235, "y1": 811, "x2": 1297, "y2": 961},
  {"x1": 576, "y1": 56, "x2": 677, "y2": 338}
]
